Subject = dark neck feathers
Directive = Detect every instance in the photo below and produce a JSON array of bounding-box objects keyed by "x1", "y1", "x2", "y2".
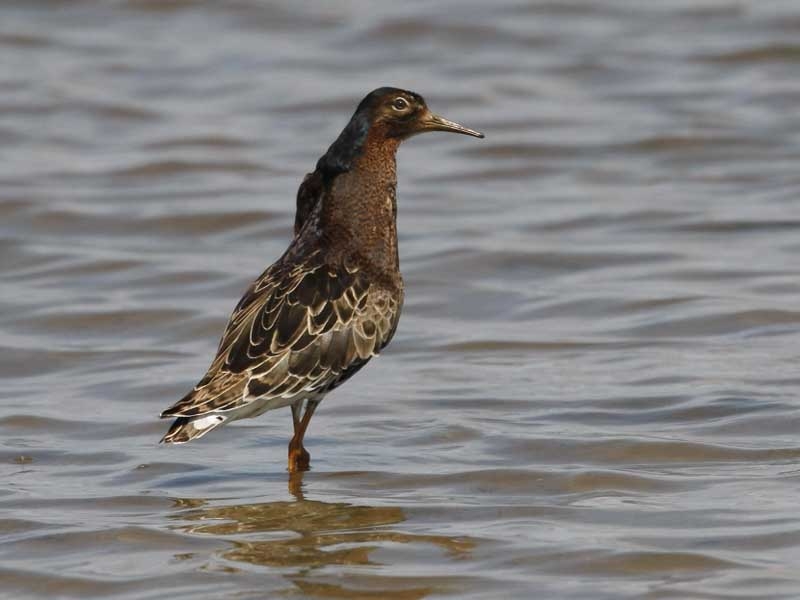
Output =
[{"x1": 316, "y1": 110, "x2": 371, "y2": 176}]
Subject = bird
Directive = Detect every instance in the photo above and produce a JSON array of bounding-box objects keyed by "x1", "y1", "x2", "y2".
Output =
[{"x1": 159, "y1": 87, "x2": 484, "y2": 472}]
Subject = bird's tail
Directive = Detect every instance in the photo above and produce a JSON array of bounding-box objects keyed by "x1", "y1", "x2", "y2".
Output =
[{"x1": 160, "y1": 413, "x2": 227, "y2": 444}]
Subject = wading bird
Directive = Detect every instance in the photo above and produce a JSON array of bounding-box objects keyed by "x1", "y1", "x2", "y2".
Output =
[{"x1": 160, "y1": 87, "x2": 483, "y2": 471}]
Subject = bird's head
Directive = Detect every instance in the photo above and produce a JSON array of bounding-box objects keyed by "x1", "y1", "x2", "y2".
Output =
[
  {"x1": 358, "y1": 87, "x2": 485, "y2": 140},
  {"x1": 317, "y1": 87, "x2": 483, "y2": 175}
]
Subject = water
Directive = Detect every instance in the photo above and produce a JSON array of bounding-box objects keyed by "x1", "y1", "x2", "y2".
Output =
[{"x1": 2, "y1": 1, "x2": 800, "y2": 598}]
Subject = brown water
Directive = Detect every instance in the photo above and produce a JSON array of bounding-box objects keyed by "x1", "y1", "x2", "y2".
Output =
[{"x1": 2, "y1": 1, "x2": 800, "y2": 598}]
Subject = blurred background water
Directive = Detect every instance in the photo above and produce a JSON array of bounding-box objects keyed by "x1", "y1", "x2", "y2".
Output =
[{"x1": 2, "y1": 1, "x2": 800, "y2": 598}]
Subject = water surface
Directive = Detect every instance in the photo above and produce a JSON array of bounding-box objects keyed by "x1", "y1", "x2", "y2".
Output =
[{"x1": 2, "y1": 1, "x2": 800, "y2": 598}]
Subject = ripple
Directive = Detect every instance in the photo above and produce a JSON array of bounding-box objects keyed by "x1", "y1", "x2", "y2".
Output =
[
  {"x1": 13, "y1": 308, "x2": 193, "y2": 337},
  {"x1": 22, "y1": 208, "x2": 278, "y2": 238},
  {"x1": 701, "y1": 44, "x2": 800, "y2": 63},
  {"x1": 0, "y1": 33, "x2": 51, "y2": 48},
  {"x1": 3, "y1": 0, "x2": 800, "y2": 598},
  {"x1": 437, "y1": 339, "x2": 656, "y2": 353},
  {"x1": 0, "y1": 415, "x2": 88, "y2": 434},
  {"x1": 426, "y1": 248, "x2": 679, "y2": 278},
  {"x1": 615, "y1": 310, "x2": 800, "y2": 338},
  {"x1": 567, "y1": 550, "x2": 741, "y2": 576},
  {"x1": 110, "y1": 159, "x2": 265, "y2": 178},
  {"x1": 666, "y1": 219, "x2": 800, "y2": 234},
  {"x1": 145, "y1": 135, "x2": 251, "y2": 150},
  {"x1": 495, "y1": 437, "x2": 800, "y2": 466},
  {"x1": 324, "y1": 468, "x2": 678, "y2": 496}
]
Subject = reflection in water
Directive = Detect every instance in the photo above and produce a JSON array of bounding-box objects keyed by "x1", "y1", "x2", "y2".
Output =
[{"x1": 171, "y1": 473, "x2": 474, "y2": 599}]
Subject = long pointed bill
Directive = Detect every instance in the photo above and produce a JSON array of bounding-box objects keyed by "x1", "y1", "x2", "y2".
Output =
[{"x1": 423, "y1": 112, "x2": 485, "y2": 138}]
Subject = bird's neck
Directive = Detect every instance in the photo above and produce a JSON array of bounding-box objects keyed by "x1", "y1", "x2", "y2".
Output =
[{"x1": 320, "y1": 132, "x2": 401, "y2": 273}]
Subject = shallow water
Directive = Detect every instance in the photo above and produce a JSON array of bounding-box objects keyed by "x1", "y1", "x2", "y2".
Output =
[{"x1": 2, "y1": 1, "x2": 800, "y2": 598}]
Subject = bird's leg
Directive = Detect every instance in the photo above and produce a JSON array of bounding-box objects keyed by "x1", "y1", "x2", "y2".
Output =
[
  {"x1": 288, "y1": 400, "x2": 318, "y2": 472},
  {"x1": 291, "y1": 402, "x2": 303, "y2": 436}
]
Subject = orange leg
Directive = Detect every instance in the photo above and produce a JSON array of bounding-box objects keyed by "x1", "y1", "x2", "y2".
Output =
[{"x1": 288, "y1": 400, "x2": 318, "y2": 472}]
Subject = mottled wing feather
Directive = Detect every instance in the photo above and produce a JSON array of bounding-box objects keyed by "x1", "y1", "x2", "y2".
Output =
[{"x1": 160, "y1": 256, "x2": 400, "y2": 418}]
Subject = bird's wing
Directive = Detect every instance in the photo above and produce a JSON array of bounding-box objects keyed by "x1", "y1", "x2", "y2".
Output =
[
  {"x1": 294, "y1": 170, "x2": 323, "y2": 235},
  {"x1": 160, "y1": 256, "x2": 400, "y2": 418}
]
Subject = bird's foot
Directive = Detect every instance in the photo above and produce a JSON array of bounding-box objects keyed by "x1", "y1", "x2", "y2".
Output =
[{"x1": 288, "y1": 440, "x2": 310, "y2": 473}]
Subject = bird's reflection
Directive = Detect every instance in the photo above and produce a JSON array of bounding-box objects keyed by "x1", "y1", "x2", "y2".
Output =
[
  {"x1": 171, "y1": 471, "x2": 474, "y2": 598},
  {"x1": 288, "y1": 469, "x2": 306, "y2": 500}
]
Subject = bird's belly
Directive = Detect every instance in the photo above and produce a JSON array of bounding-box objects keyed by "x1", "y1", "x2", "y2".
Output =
[{"x1": 227, "y1": 391, "x2": 323, "y2": 422}]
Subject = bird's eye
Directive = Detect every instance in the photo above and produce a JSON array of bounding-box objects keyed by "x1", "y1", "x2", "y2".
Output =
[{"x1": 392, "y1": 97, "x2": 409, "y2": 111}]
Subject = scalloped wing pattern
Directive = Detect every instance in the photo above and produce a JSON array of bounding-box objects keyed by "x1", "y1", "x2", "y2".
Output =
[{"x1": 161, "y1": 255, "x2": 401, "y2": 418}]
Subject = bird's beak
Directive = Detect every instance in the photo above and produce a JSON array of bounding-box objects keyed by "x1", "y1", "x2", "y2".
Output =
[{"x1": 421, "y1": 111, "x2": 484, "y2": 138}]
